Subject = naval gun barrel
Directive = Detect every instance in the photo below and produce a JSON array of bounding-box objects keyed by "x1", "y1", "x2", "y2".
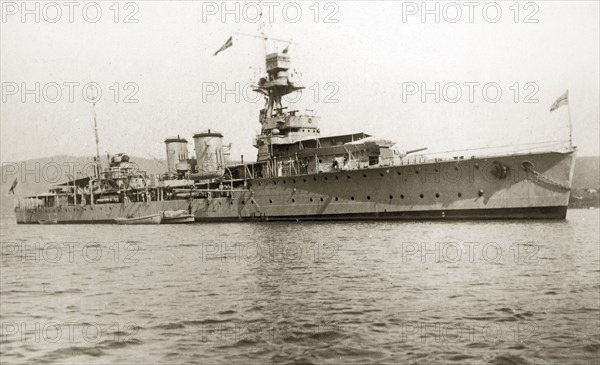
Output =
[{"x1": 405, "y1": 147, "x2": 428, "y2": 155}]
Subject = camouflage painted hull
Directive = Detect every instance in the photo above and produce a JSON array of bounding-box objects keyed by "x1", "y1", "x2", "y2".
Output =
[{"x1": 15, "y1": 150, "x2": 576, "y2": 223}]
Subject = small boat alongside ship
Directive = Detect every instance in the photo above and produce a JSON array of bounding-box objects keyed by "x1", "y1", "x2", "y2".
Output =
[
  {"x1": 114, "y1": 214, "x2": 162, "y2": 225},
  {"x1": 161, "y1": 210, "x2": 195, "y2": 224}
]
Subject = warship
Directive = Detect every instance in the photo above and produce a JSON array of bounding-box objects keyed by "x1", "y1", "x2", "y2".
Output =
[{"x1": 14, "y1": 35, "x2": 576, "y2": 223}]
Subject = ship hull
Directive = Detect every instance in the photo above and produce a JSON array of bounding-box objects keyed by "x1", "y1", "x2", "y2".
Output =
[
  {"x1": 14, "y1": 150, "x2": 576, "y2": 223},
  {"x1": 250, "y1": 206, "x2": 568, "y2": 221}
]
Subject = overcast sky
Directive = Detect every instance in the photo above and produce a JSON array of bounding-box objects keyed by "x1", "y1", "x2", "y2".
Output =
[{"x1": 1, "y1": 1, "x2": 598, "y2": 163}]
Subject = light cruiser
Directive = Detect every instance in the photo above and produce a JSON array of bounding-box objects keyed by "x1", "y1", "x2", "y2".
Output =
[{"x1": 15, "y1": 45, "x2": 576, "y2": 223}]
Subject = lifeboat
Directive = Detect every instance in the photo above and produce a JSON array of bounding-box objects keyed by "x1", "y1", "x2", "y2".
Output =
[{"x1": 114, "y1": 213, "x2": 161, "y2": 225}]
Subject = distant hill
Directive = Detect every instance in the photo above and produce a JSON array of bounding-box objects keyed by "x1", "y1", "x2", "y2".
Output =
[
  {"x1": 1, "y1": 155, "x2": 598, "y2": 213},
  {"x1": 571, "y1": 156, "x2": 600, "y2": 189},
  {"x1": 570, "y1": 156, "x2": 600, "y2": 208}
]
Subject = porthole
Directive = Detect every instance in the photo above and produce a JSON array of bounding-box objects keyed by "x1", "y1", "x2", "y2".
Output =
[
  {"x1": 320, "y1": 197, "x2": 324, "y2": 202},
  {"x1": 292, "y1": 199, "x2": 295, "y2": 203},
  {"x1": 367, "y1": 196, "x2": 371, "y2": 200},
  {"x1": 347, "y1": 175, "x2": 351, "y2": 179},
  {"x1": 303, "y1": 178, "x2": 307, "y2": 183},
  {"x1": 335, "y1": 176, "x2": 339, "y2": 180},
  {"x1": 269, "y1": 199, "x2": 273, "y2": 204},
  {"x1": 335, "y1": 197, "x2": 339, "y2": 201},
  {"x1": 435, "y1": 193, "x2": 440, "y2": 198},
  {"x1": 415, "y1": 170, "x2": 420, "y2": 174},
  {"x1": 397, "y1": 171, "x2": 401, "y2": 176},
  {"x1": 283, "y1": 180, "x2": 286, "y2": 184},
  {"x1": 351, "y1": 196, "x2": 355, "y2": 201},
  {"x1": 420, "y1": 194, "x2": 424, "y2": 198},
  {"x1": 363, "y1": 174, "x2": 367, "y2": 178},
  {"x1": 324, "y1": 177, "x2": 328, "y2": 181},
  {"x1": 458, "y1": 193, "x2": 462, "y2": 198},
  {"x1": 389, "y1": 195, "x2": 393, "y2": 199},
  {"x1": 313, "y1": 177, "x2": 317, "y2": 181},
  {"x1": 293, "y1": 179, "x2": 296, "y2": 183},
  {"x1": 401, "y1": 194, "x2": 405, "y2": 199},
  {"x1": 309, "y1": 198, "x2": 313, "y2": 202}
]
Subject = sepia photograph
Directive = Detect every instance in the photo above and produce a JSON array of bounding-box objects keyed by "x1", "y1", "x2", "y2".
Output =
[{"x1": 1, "y1": 1, "x2": 599, "y2": 364}]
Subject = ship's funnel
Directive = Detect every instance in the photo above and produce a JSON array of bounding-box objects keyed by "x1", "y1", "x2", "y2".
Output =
[
  {"x1": 193, "y1": 130, "x2": 224, "y2": 179},
  {"x1": 164, "y1": 136, "x2": 189, "y2": 177}
]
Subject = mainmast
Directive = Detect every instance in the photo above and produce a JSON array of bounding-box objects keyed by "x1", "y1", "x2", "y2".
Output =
[{"x1": 92, "y1": 98, "x2": 102, "y2": 177}]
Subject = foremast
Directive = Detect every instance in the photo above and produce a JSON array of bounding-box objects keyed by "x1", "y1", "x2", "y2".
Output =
[{"x1": 251, "y1": 48, "x2": 321, "y2": 162}]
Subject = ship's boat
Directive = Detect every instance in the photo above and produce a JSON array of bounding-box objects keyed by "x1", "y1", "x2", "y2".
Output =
[
  {"x1": 162, "y1": 210, "x2": 195, "y2": 224},
  {"x1": 114, "y1": 214, "x2": 162, "y2": 225},
  {"x1": 162, "y1": 215, "x2": 195, "y2": 224}
]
